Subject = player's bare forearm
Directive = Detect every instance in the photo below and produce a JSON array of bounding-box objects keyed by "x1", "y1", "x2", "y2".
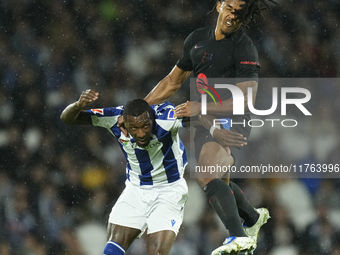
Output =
[
  {"x1": 182, "y1": 114, "x2": 247, "y2": 148},
  {"x1": 206, "y1": 81, "x2": 258, "y2": 116},
  {"x1": 60, "y1": 89, "x2": 98, "y2": 125},
  {"x1": 200, "y1": 115, "x2": 247, "y2": 148},
  {"x1": 206, "y1": 98, "x2": 234, "y2": 116},
  {"x1": 181, "y1": 114, "x2": 211, "y2": 128},
  {"x1": 197, "y1": 115, "x2": 217, "y2": 130},
  {"x1": 61, "y1": 102, "x2": 82, "y2": 124},
  {"x1": 144, "y1": 76, "x2": 180, "y2": 105},
  {"x1": 60, "y1": 103, "x2": 91, "y2": 125},
  {"x1": 144, "y1": 66, "x2": 191, "y2": 105}
]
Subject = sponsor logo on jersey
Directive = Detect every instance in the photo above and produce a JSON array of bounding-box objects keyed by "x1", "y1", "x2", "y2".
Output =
[
  {"x1": 194, "y1": 44, "x2": 204, "y2": 49},
  {"x1": 91, "y1": 108, "x2": 104, "y2": 115},
  {"x1": 144, "y1": 141, "x2": 161, "y2": 150},
  {"x1": 131, "y1": 141, "x2": 161, "y2": 149},
  {"x1": 240, "y1": 61, "x2": 260, "y2": 66},
  {"x1": 202, "y1": 52, "x2": 213, "y2": 63},
  {"x1": 168, "y1": 109, "x2": 177, "y2": 119},
  {"x1": 118, "y1": 139, "x2": 129, "y2": 146}
]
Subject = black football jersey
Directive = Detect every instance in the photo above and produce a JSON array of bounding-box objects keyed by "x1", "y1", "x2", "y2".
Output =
[{"x1": 177, "y1": 26, "x2": 260, "y2": 102}]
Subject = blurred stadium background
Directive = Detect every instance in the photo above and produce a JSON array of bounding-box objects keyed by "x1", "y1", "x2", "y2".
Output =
[{"x1": 1, "y1": 0, "x2": 340, "y2": 254}]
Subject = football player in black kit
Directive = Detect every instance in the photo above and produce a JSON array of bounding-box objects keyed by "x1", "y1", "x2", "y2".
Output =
[{"x1": 144, "y1": 0, "x2": 277, "y2": 254}]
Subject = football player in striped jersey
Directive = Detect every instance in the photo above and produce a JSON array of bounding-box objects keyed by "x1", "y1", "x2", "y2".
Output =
[{"x1": 60, "y1": 89, "x2": 247, "y2": 255}]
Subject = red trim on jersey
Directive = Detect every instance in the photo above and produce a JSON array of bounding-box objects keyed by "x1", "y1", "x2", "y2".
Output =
[
  {"x1": 240, "y1": 61, "x2": 260, "y2": 66},
  {"x1": 91, "y1": 109, "x2": 104, "y2": 115}
]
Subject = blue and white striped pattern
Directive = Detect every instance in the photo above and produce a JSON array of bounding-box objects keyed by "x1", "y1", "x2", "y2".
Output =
[{"x1": 87, "y1": 102, "x2": 187, "y2": 186}]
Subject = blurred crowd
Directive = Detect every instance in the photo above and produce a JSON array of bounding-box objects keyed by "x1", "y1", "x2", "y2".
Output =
[{"x1": 1, "y1": 0, "x2": 340, "y2": 254}]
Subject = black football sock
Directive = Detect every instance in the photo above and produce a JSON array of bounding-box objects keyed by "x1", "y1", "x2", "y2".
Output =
[
  {"x1": 229, "y1": 181, "x2": 259, "y2": 227},
  {"x1": 204, "y1": 179, "x2": 247, "y2": 237}
]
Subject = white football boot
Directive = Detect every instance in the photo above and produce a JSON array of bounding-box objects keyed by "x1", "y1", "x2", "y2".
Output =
[
  {"x1": 211, "y1": 236, "x2": 256, "y2": 255},
  {"x1": 244, "y1": 208, "x2": 271, "y2": 254}
]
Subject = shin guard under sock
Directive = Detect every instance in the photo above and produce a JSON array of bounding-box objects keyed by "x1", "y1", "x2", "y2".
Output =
[{"x1": 229, "y1": 181, "x2": 259, "y2": 227}]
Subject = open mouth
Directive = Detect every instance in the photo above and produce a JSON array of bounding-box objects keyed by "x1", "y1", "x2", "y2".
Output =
[
  {"x1": 226, "y1": 20, "x2": 233, "y2": 27},
  {"x1": 137, "y1": 139, "x2": 149, "y2": 147}
]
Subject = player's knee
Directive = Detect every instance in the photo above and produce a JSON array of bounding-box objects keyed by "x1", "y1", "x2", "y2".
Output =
[
  {"x1": 196, "y1": 177, "x2": 215, "y2": 188},
  {"x1": 147, "y1": 244, "x2": 169, "y2": 255},
  {"x1": 148, "y1": 248, "x2": 167, "y2": 255}
]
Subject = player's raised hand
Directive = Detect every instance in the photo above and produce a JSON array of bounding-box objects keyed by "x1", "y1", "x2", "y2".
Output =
[
  {"x1": 117, "y1": 115, "x2": 129, "y2": 137},
  {"x1": 175, "y1": 101, "x2": 201, "y2": 117},
  {"x1": 75, "y1": 89, "x2": 99, "y2": 108},
  {"x1": 213, "y1": 128, "x2": 247, "y2": 149}
]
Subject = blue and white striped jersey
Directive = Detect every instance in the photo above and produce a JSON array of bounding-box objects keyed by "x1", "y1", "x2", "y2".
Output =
[{"x1": 87, "y1": 102, "x2": 188, "y2": 186}]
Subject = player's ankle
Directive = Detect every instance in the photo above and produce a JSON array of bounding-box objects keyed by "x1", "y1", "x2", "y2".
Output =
[{"x1": 244, "y1": 209, "x2": 260, "y2": 227}]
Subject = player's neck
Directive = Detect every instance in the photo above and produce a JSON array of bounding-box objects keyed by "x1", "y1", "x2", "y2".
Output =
[
  {"x1": 215, "y1": 30, "x2": 226, "y2": 40},
  {"x1": 214, "y1": 26, "x2": 241, "y2": 40}
]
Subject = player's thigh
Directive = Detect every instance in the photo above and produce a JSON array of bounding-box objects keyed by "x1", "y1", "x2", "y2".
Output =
[
  {"x1": 108, "y1": 182, "x2": 148, "y2": 244},
  {"x1": 147, "y1": 230, "x2": 176, "y2": 255},
  {"x1": 146, "y1": 180, "x2": 187, "y2": 254},
  {"x1": 196, "y1": 141, "x2": 234, "y2": 187},
  {"x1": 107, "y1": 223, "x2": 141, "y2": 250},
  {"x1": 199, "y1": 141, "x2": 234, "y2": 166},
  {"x1": 146, "y1": 179, "x2": 187, "y2": 236}
]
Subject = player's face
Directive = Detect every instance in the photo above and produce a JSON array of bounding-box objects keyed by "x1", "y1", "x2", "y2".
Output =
[
  {"x1": 126, "y1": 111, "x2": 153, "y2": 148},
  {"x1": 215, "y1": 0, "x2": 244, "y2": 39}
]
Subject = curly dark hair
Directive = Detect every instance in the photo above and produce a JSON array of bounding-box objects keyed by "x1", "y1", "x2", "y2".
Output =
[{"x1": 209, "y1": 0, "x2": 278, "y2": 27}]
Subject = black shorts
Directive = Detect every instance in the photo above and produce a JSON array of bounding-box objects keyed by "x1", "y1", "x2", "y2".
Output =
[{"x1": 194, "y1": 115, "x2": 251, "y2": 165}]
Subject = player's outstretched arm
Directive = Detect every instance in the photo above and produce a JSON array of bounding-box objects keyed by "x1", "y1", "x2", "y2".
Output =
[
  {"x1": 207, "y1": 80, "x2": 258, "y2": 116},
  {"x1": 198, "y1": 115, "x2": 247, "y2": 149},
  {"x1": 60, "y1": 89, "x2": 99, "y2": 125},
  {"x1": 175, "y1": 81, "x2": 258, "y2": 117},
  {"x1": 177, "y1": 101, "x2": 247, "y2": 149},
  {"x1": 144, "y1": 66, "x2": 191, "y2": 105}
]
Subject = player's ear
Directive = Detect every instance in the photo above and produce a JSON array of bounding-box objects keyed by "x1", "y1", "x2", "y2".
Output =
[{"x1": 216, "y1": 0, "x2": 222, "y2": 13}]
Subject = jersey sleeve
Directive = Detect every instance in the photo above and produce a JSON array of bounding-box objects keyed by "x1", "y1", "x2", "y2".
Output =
[
  {"x1": 176, "y1": 31, "x2": 194, "y2": 71},
  {"x1": 86, "y1": 106, "x2": 123, "y2": 131},
  {"x1": 153, "y1": 103, "x2": 186, "y2": 131},
  {"x1": 234, "y1": 35, "x2": 260, "y2": 81}
]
